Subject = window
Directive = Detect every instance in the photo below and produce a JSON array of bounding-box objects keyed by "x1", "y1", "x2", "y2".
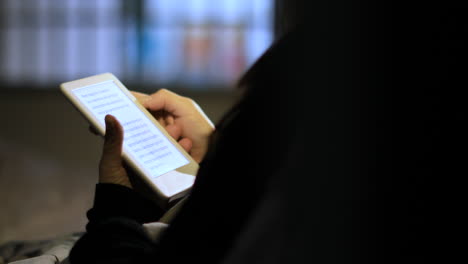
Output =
[{"x1": 0, "y1": 0, "x2": 274, "y2": 90}]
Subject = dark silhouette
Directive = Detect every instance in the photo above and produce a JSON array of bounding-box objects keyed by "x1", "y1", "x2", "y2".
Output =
[{"x1": 71, "y1": 2, "x2": 466, "y2": 263}]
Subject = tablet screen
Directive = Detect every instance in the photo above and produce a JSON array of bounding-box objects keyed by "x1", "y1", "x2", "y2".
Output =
[{"x1": 72, "y1": 80, "x2": 189, "y2": 179}]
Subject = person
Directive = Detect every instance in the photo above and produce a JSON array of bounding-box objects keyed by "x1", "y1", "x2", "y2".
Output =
[
  {"x1": 69, "y1": 26, "x2": 315, "y2": 263},
  {"x1": 69, "y1": 3, "x2": 468, "y2": 261}
]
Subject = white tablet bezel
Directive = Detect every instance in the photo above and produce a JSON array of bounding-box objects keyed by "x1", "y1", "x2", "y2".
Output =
[{"x1": 60, "y1": 73, "x2": 199, "y2": 202}]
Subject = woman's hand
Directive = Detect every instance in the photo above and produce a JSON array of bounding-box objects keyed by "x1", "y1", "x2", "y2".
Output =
[
  {"x1": 97, "y1": 88, "x2": 213, "y2": 187},
  {"x1": 132, "y1": 89, "x2": 215, "y2": 163},
  {"x1": 99, "y1": 114, "x2": 193, "y2": 188}
]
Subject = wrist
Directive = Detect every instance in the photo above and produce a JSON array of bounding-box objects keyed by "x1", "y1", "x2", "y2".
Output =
[{"x1": 89, "y1": 183, "x2": 164, "y2": 224}]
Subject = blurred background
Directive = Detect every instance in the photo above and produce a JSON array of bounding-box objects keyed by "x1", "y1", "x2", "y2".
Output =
[
  {"x1": 0, "y1": 0, "x2": 273, "y2": 89},
  {"x1": 0, "y1": 0, "x2": 283, "y2": 244}
]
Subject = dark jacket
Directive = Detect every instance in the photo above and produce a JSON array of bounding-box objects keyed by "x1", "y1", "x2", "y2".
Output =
[{"x1": 70, "y1": 5, "x2": 466, "y2": 262}]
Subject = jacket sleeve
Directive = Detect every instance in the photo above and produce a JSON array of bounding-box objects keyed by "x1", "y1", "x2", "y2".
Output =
[{"x1": 69, "y1": 184, "x2": 165, "y2": 264}]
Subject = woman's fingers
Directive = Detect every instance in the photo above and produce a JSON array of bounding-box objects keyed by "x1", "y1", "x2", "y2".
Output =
[
  {"x1": 164, "y1": 123, "x2": 182, "y2": 140},
  {"x1": 143, "y1": 89, "x2": 191, "y2": 116},
  {"x1": 178, "y1": 138, "x2": 193, "y2": 153},
  {"x1": 165, "y1": 114, "x2": 175, "y2": 125},
  {"x1": 164, "y1": 123, "x2": 193, "y2": 152},
  {"x1": 133, "y1": 88, "x2": 214, "y2": 162},
  {"x1": 131, "y1": 91, "x2": 151, "y2": 103},
  {"x1": 157, "y1": 116, "x2": 167, "y2": 126}
]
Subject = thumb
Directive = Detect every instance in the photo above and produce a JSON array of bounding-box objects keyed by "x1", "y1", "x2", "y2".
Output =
[
  {"x1": 99, "y1": 115, "x2": 131, "y2": 188},
  {"x1": 101, "y1": 115, "x2": 124, "y2": 168}
]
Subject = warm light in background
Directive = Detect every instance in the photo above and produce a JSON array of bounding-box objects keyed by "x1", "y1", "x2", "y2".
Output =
[{"x1": 0, "y1": 0, "x2": 274, "y2": 90}]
